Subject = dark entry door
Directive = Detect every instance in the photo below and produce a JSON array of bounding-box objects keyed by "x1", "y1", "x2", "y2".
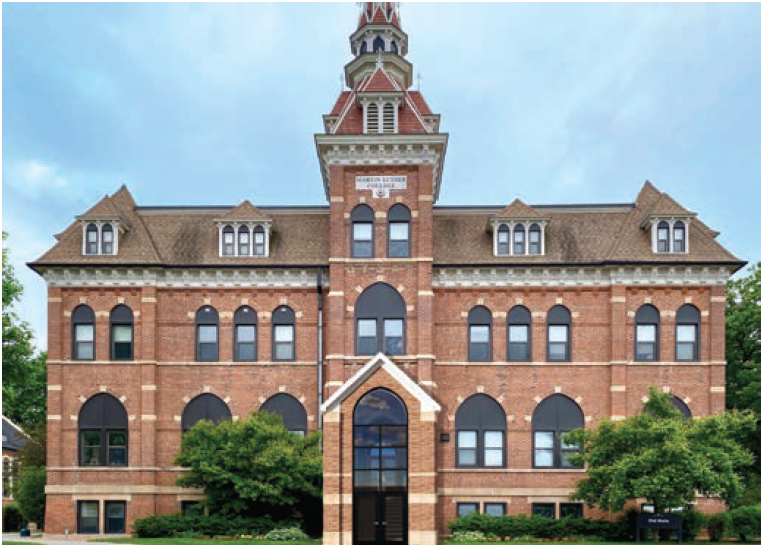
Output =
[{"x1": 353, "y1": 389, "x2": 408, "y2": 545}]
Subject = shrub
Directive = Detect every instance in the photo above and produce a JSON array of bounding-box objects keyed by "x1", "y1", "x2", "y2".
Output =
[
  {"x1": 264, "y1": 527, "x2": 310, "y2": 541},
  {"x1": 680, "y1": 508, "x2": 706, "y2": 542},
  {"x1": 15, "y1": 466, "x2": 45, "y2": 527},
  {"x1": 706, "y1": 512, "x2": 728, "y2": 542},
  {"x1": 3, "y1": 503, "x2": 24, "y2": 532},
  {"x1": 132, "y1": 514, "x2": 299, "y2": 538},
  {"x1": 450, "y1": 530, "x2": 487, "y2": 542},
  {"x1": 729, "y1": 505, "x2": 761, "y2": 542},
  {"x1": 448, "y1": 514, "x2": 629, "y2": 542}
]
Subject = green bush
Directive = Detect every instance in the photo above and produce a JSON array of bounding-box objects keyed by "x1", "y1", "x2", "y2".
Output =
[
  {"x1": 264, "y1": 527, "x2": 310, "y2": 541},
  {"x1": 680, "y1": 508, "x2": 706, "y2": 542},
  {"x1": 729, "y1": 505, "x2": 761, "y2": 542},
  {"x1": 132, "y1": 514, "x2": 298, "y2": 538},
  {"x1": 15, "y1": 466, "x2": 45, "y2": 527},
  {"x1": 706, "y1": 512, "x2": 728, "y2": 542},
  {"x1": 447, "y1": 513, "x2": 629, "y2": 541},
  {"x1": 450, "y1": 530, "x2": 487, "y2": 542},
  {"x1": 3, "y1": 503, "x2": 24, "y2": 532}
]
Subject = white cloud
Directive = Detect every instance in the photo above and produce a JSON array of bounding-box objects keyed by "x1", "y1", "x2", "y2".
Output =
[{"x1": 5, "y1": 159, "x2": 68, "y2": 199}]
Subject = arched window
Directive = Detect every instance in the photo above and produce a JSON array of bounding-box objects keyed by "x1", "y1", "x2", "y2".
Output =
[
  {"x1": 351, "y1": 204, "x2": 375, "y2": 258},
  {"x1": 634, "y1": 305, "x2": 660, "y2": 361},
  {"x1": 529, "y1": 224, "x2": 542, "y2": 255},
  {"x1": 222, "y1": 225, "x2": 235, "y2": 256},
  {"x1": 513, "y1": 224, "x2": 525, "y2": 255},
  {"x1": 507, "y1": 305, "x2": 531, "y2": 362},
  {"x1": 253, "y1": 225, "x2": 266, "y2": 256},
  {"x1": 238, "y1": 225, "x2": 250, "y2": 256},
  {"x1": 85, "y1": 223, "x2": 98, "y2": 254},
  {"x1": 234, "y1": 306, "x2": 257, "y2": 362},
  {"x1": 497, "y1": 225, "x2": 509, "y2": 255},
  {"x1": 390, "y1": 41, "x2": 399, "y2": 54},
  {"x1": 383, "y1": 103, "x2": 395, "y2": 133},
  {"x1": 72, "y1": 304, "x2": 95, "y2": 360},
  {"x1": 387, "y1": 204, "x2": 410, "y2": 258},
  {"x1": 673, "y1": 221, "x2": 686, "y2": 252},
  {"x1": 101, "y1": 224, "x2": 114, "y2": 254},
  {"x1": 671, "y1": 396, "x2": 692, "y2": 419},
  {"x1": 676, "y1": 304, "x2": 700, "y2": 361},
  {"x1": 366, "y1": 103, "x2": 380, "y2": 134},
  {"x1": 455, "y1": 394, "x2": 506, "y2": 468},
  {"x1": 79, "y1": 393, "x2": 128, "y2": 466},
  {"x1": 468, "y1": 306, "x2": 492, "y2": 362},
  {"x1": 273, "y1": 305, "x2": 295, "y2": 361},
  {"x1": 373, "y1": 35, "x2": 385, "y2": 52},
  {"x1": 261, "y1": 393, "x2": 307, "y2": 435},
  {"x1": 547, "y1": 305, "x2": 571, "y2": 361},
  {"x1": 532, "y1": 394, "x2": 583, "y2": 468},
  {"x1": 181, "y1": 394, "x2": 231, "y2": 433},
  {"x1": 355, "y1": 283, "x2": 406, "y2": 356},
  {"x1": 657, "y1": 221, "x2": 670, "y2": 253},
  {"x1": 110, "y1": 305, "x2": 133, "y2": 361},
  {"x1": 195, "y1": 306, "x2": 219, "y2": 362},
  {"x1": 360, "y1": 41, "x2": 368, "y2": 54}
]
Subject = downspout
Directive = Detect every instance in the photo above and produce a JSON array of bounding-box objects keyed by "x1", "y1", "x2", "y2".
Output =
[{"x1": 317, "y1": 268, "x2": 324, "y2": 430}]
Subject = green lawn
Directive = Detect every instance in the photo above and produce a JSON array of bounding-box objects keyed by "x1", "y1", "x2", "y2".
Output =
[{"x1": 93, "y1": 540, "x2": 317, "y2": 545}]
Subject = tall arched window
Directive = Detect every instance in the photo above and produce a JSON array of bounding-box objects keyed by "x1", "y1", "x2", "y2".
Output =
[
  {"x1": 351, "y1": 204, "x2": 375, "y2": 258},
  {"x1": 101, "y1": 224, "x2": 114, "y2": 254},
  {"x1": 366, "y1": 103, "x2": 380, "y2": 134},
  {"x1": 222, "y1": 225, "x2": 235, "y2": 256},
  {"x1": 676, "y1": 304, "x2": 700, "y2": 361},
  {"x1": 657, "y1": 221, "x2": 670, "y2": 252},
  {"x1": 85, "y1": 223, "x2": 98, "y2": 254},
  {"x1": 72, "y1": 305, "x2": 95, "y2": 360},
  {"x1": 383, "y1": 103, "x2": 395, "y2": 133},
  {"x1": 634, "y1": 305, "x2": 660, "y2": 361},
  {"x1": 547, "y1": 305, "x2": 571, "y2": 361},
  {"x1": 261, "y1": 393, "x2": 307, "y2": 435},
  {"x1": 234, "y1": 306, "x2": 257, "y2": 362},
  {"x1": 387, "y1": 204, "x2": 410, "y2": 258},
  {"x1": 355, "y1": 283, "x2": 406, "y2": 356},
  {"x1": 455, "y1": 394, "x2": 506, "y2": 468},
  {"x1": 110, "y1": 305, "x2": 133, "y2": 361},
  {"x1": 253, "y1": 225, "x2": 266, "y2": 256},
  {"x1": 529, "y1": 224, "x2": 541, "y2": 255},
  {"x1": 532, "y1": 394, "x2": 583, "y2": 468},
  {"x1": 238, "y1": 225, "x2": 250, "y2": 256},
  {"x1": 671, "y1": 396, "x2": 692, "y2": 419},
  {"x1": 513, "y1": 224, "x2": 525, "y2": 255},
  {"x1": 468, "y1": 306, "x2": 492, "y2": 362},
  {"x1": 507, "y1": 305, "x2": 531, "y2": 362},
  {"x1": 497, "y1": 225, "x2": 509, "y2": 255},
  {"x1": 273, "y1": 305, "x2": 296, "y2": 361},
  {"x1": 182, "y1": 394, "x2": 231, "y2": 433},
  {"x1": 79, "y1": 393, "x2": 128, "y2": 466},
  {"x1": 673, "y1": 221, "x2": 686, "y2": 252},
  {"x1": 373, "y1": 36, "x2": 385, "y2": 52},
  {"x1": 195, "y1": 306, "x2": 219, "y2": 362}
]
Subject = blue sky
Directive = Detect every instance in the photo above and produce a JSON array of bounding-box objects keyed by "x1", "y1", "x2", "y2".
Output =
[{"x1": 3, "y1": 2, "x2": 761, "y2": 350}]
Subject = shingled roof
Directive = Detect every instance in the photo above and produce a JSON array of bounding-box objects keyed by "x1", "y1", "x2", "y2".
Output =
[
  {"x1": 493, "y1": 199, "x2": 545, "y2": 219},
  {"x1": 218, "y1": 200, "x2": 271, "y2": 221}
]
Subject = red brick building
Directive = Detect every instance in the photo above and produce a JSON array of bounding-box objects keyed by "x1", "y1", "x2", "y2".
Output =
[{"x1": 32, "y1": 3, "x2": 743, "y2": 542}]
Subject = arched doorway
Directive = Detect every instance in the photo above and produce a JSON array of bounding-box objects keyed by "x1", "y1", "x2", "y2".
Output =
[{"x1": 353, "y1": 388, "x2": 407, "y2": 545}]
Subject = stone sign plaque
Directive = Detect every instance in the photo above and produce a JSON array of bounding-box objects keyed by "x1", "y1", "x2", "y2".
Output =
[{"x1": 355, "y1": 175, "x2": 407, "y2": 198}]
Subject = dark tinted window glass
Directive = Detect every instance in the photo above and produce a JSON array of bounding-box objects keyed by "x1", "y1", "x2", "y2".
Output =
[
  {"x1": 532, "y1": 503, "x2": 555, "y2": 518},
  {"x1": 79, "y1": 501, "x2": 99, "y2": 534},
  {"x1": 560, "y1": 503, "x2": 583, "y2": 519},
  {"x1": 105, "y1": 501, "x2": 126, "y2": 534}
]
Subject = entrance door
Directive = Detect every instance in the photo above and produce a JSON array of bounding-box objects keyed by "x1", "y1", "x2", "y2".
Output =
[{"x1": 353, "y1": 389, "x2": 408, "y2": 545}]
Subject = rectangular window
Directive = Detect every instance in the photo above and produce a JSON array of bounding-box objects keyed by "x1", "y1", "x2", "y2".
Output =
[
  {"x1": 457, "y1": 430, "x2": 477, "y2": 466},
  {"x1": 105, "y1": 501, "x2": 126, "y2": 534},
  {"x1": 532, "y1": 503, "x2": 556, "y2": 519},
  {"x1": 529, "y1": 229, "x2": 541, "y2": 255},
  {"x1": 560, "y1": 432, "x2": 581, "y2": 468},
  {"x1": 254, "y1": 230, "x2": 265, "y2": 256},
  {"x1": 112, "y1": 324, "x2": 133, "y2": 360},
  {"x1": 658, "y1": 227, "x2": 669, "y2": 252},
  {"x1": 75, "y1": 324, "x2": 95, "y2": 360},
  {"x1": 353, "y1": 223, "x2": 373, "y2": 258},
  {"x1": 384, "y1": 319, "x2": 404, "y2": 355},
  {"x1": 82, "y1": 430, "x2": 102, "y2": 465},
  {"x1": 388, "y1": 222, "x2": 410, "y2": 258},
  {"x1": 635, "y1": 324, "x2": 656, "y2": 361},
  {"x1": 677, "y1": 325, "x2": 697, "y2": 360},
  {"x1": 197, "y1": 325, "x2": 218, "y2": 361},
  {"x1": 485, "y1": 503, "x2": 507, "y2": 517},
  {"x1": 497, "y1": 229, "x2": 509, "y2": 255},
  {"x1": 469, "y1": 325, "x2": 490, "y2": 362},
  {"x1": 508, "y1": 324, "x2": 530, "y2": 361},
  {"x1": 673, "y1": 228, "x2": 685, "y2": 252},
  {"x1": 457, "y1": 502, "x2": 479, "y2": 518},
  {"x1": 548, "y1": 325, "x2": 569, "y2": 361},
  {"x1": 108, "y1": 430, "x2": 127, "y2": 466},
  {"x1": 235, "y1": 325, "x2": 256, "y2": 361},
  {"x1": 87, "y1": 230, "x2": 98, "y2": 255},
  {"x1": 560, "y1": 503, "x2": 583, "y2": 518},
  {"x1": 274, "y1": 325, "x2": 295, "y2": 361},
  {"x1": 102, "y1": 229, "x2": 114, "y2": 254},
  {"x1": 514, "y1": 230, "x2": 525, "y2": 254},
  {"x1": 357, "y1": 319, "x2": 378, "y2": 355},
  {"x1": 534, "y1": 431, "x2": 554, "y2": 467},
  {"x1": 78, "y1": 500, "x2": 99, "y2": 534},
  {"x1": 239, "y1": 231, "x2": 250, "y2": 256},
  {"x1": 223, "y1": 231, "x2": 235, "y2": 256},
  {"x1": 483, "y1": 431, "x2": 504, "y2": 467}
]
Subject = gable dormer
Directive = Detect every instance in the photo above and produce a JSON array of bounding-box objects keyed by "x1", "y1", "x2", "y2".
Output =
[
  {"x1": 638, "y1": 185, "x2": 696, "y2": 254},
  {"x1": 489, "y1": 199, "x2": 548, "y2": 257},
  {"x1": 214, "y1": 200, "x2": 273, "y2": 258},
  {"x1": 76, "y1": 195, "x2": 131, "y2": 256}
]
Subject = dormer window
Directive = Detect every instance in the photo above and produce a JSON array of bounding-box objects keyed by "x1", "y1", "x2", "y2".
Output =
[
  {"x1": 497, "y1": 225, "x2": 509, "y2": 255},
  {"x1": 657, "y1": 221, "x2": 670, "y2": 252},
  {"x1": 650, "y1": 218, "x2": 691, "y2": 254},
  {"x1": 491, "y1": 220, "x2": 547, "y2": 257},
  {"x1": 222, "y1": 225, "x2": 235, "y2": 256},
  {"x1": 673, "y1": 221, "x2": 686, "y2": 252},
  {"x1": 253, "y1": 226, "x2": 266, "y2": 256},
  {"x1": 529, "y1": 224, "x2": 542, "y2": 255},
  {"x1": 238, "y1": 225, "x2": 250, "y2": 256},
  {"x1": 86, "y1": 224, "x2": 98, "y2": 255},
  {"x1": 513, "y1": 225, "x2": 525, "y2": 255},
  {"x1": 80, "y1": 220, "x2": 124, "y2": 256},
  {"x1": 101, "y1": 224, "x2": 114, "y2": 254},
  {"x1": 215, "y1": 218, "x2": 272, "y2": 258}
]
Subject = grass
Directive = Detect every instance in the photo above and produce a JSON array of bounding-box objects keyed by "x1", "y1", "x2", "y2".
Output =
[{"x1": 93, "y1": 540, "x2": 317, "y2": 545}]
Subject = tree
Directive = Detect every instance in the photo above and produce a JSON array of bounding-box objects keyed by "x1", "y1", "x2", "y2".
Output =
[
  {"x1": 726, "y1": 263, "x2": 761, "y2": 413},
  {"x1": 2, "y1": 232, "x2": 47, "y2": 430},
  {"x1": 17, "y1": 423, "x2": 47, "y2": 469},
  {"x1": 174, "y1": 411, "x2": 322, "y2": 519},
  {"x1": 566, "y1": 388, "x2": 756, "y2": 513},
  {"x1": 15, "y1": 466, "x2": 46, "y2": 527}
]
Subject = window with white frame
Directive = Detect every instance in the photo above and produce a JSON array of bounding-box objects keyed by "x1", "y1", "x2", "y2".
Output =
[
  {"x1": 493, "y1": 221, "x2": 546, "y2": 256},
  {"x1": 218, "y1": 223, "x2": 270, "y2": 257},
  {"x1": 652, "y1": 218, "x2": 690, "y2": 254},
  {"x1": 364, "y1": 101, "x2": 398, "y2": 134},
  {"x1": 82, "y1": 221, "x2": 121, "y2": 256}
]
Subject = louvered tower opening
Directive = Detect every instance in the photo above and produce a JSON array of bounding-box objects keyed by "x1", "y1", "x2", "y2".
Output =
[
  {"x1": 366, "y1": 103, "x2": 380, "y2": 133},
  {"x1": 383, "y1": 103, "x2": 395, "y2": 133}
]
